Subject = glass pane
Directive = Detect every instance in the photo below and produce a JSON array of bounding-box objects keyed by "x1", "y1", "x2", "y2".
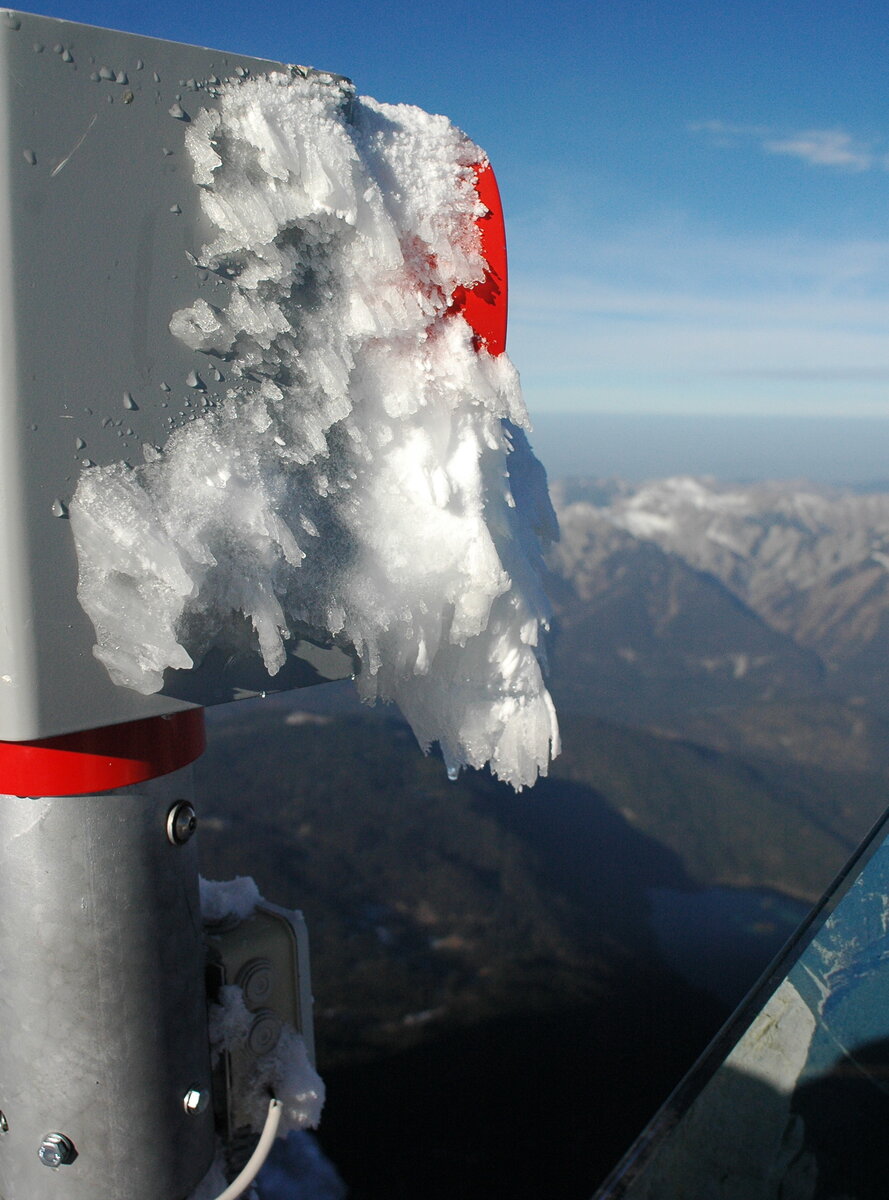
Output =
[{"x1": 595, "y1": 805, "x2": 889, "y2": 1200}]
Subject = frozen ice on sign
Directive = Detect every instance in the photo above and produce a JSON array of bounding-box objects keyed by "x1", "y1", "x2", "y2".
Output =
[{"x1": 70, "y1": 71, "x2": 560, "y2": 790}]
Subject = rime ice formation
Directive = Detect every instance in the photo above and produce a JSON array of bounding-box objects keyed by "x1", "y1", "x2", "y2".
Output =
[{"x1": 70, "y1": 72, "x2": 559, "y2": 789}]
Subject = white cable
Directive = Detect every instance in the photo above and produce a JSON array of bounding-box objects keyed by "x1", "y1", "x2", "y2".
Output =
[{"x1": 211, "y1": 1098, "x2": 283, "y2": 1200}]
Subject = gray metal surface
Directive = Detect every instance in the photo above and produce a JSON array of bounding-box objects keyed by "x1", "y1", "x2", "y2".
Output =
[
  {"x1": 0, "y1": 765, "x2": 214, "y2": 1200},
  {"x1": 0, "y1": 11, "x2": 353, "y2": 741}
]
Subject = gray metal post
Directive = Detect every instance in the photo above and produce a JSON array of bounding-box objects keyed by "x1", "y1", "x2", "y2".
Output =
[{"x1": 0, "y1": 765, "x2": 215, "y2": 1200}]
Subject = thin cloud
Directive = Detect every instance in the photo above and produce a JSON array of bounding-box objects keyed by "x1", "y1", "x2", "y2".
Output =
[
  {"x1": 690, "y1": 120, "x2": 883, "y2": 171},
  {"x1": 764, "y1": 130, "x2": 873, "y2": 170}
]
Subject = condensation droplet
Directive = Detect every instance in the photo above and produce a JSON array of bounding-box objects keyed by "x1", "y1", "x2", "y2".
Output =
[
  {"x1": 153, "y1": 71, "x2": 160, "y2": 83},
  {"x1": 84, "y1": 407, "x2": 93, "y2": 415},
  {"x1": 123, "y1": 392, "x2": 138, "y2": 410},
  {"x1": 169, "y1": 203, "x2": 182, "y2": 214},
  {"x1": 52, "y1": 43, "x2": 62, "y2": 54},
  {"x1": 98, "y1": 65, "x2": 114, "y2": 80},
  {"x1": 22, "y1": 149, "x2": 36, "y2": 165},
  {"x1": 75, "y1": 437, "x2": 86, "y2": 450},
  {"x1": 162, "y1": 147, "x2": 173, "y2": 156},
  {"x1": 185, "y1": 370, "x2": 205, "y2": 391},
  {"x1": 168, "y1": 103, "x2": 189, "y2": 121},
  {"x1": 33, "y1": 42, "x2": 44, "y2": 53},
  {"x1": 446, "y1": 765, "x2": 460, "y2": 782},
  {"x1": 81, "y1": 458, "x2": 95, "y2": 467},
  {"x1": 51, "y1": 499, "x2": 68, "y2": 518},
  {"x1": 89, "y1": 72, "x2": 100, "y2": 82},
  {"x1": 135, "y1": 58, "x2": 144, "y2": 70},
  {"x1": 210, "y1": 366, "x2": 223, "y2": 382},
  {"x1": 159, "y1": 381, "x2": 171, "y2": 392},
  {"x1": 115, "y1": 70, "x2": 127, "y2": 84},
  {"x1": 61, "y1": 48, "x2": 73, "y2": 63}
]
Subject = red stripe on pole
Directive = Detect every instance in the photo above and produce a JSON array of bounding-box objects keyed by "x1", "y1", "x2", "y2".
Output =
[
  {"x1": 0, "y1": 708, "x2": 205, "y2": 796},
  {"x1": 450, "y1": 161, "x2": 508, "y2": 356}
]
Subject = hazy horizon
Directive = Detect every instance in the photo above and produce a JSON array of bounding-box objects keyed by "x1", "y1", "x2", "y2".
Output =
[{"x1": 529, "y1": 412, "x2": 889, "y2": 487}]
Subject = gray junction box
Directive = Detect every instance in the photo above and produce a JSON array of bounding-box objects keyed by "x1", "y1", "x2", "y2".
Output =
[{"x1": 0, "y1": 10, "x2": 354, "y2": 742}]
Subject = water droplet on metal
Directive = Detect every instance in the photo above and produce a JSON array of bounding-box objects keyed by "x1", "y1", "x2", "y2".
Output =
[
  {"x1": 185, "y1": 370, "x2": 205, "y2": 391},
  {"x1": 153, "y1": 71, "x2": 160, "y2": 83},
  {"x1": 98, "y1": 65, "x2": 114, "y2": 80},
  {"x1": 84, "y1": 407, "x2": 93, "y2": 415},
  {"x1": 168, "y1": 102, "x2": 188, "y2": 121},
  {"x1": 81, "y1": 458, "x2": 95, "y2": 467},
  {"x1": 75, "y1": 437, "x2": 86, "y2": 450},
  {"x1": 3, "y1": 12, "x2": 21, "y2": 30},
  {"x1": 162, "y1": 147, "x2": 173, "y2": 156},
  {"x1": 52, "y1": 43, "x2": 63, "y2": 54},
  {"x1": 210, "y1": 366, "x2": 223, "y2": 382},
  {"x1": 33, "y1": 42, "x2": 44, "y2": 53},
  {"x1": 125, "y1": 428, "x2": 134, "y2": 437},
  {"x1": 135, "y1": 58, "x2": 144, "y2": 70},
  {"x1": 169, "y1": 203, "x2": 182, "y2": 214},
  {"x1": 51, "y1": 499, "x2": 68, "y2": 519},
  {"x1": 22, "y1": 149, "x2": 36, "y2": 165},
  {"x1": 123, "y1": 392, "x2": 138, "y2": 410},
  {"x1": 101, "y1": 417, "x2": 112, "y2": 428},
  {"x1": 61, "y1": 48, "x2": 73, "y2": 63},
  {"x1": 89, "y1": 71, "x2": 100, "y2": 81},
  {"x1": 29, "y1": 423, "x2": 38, "y2": 431},
  {"x1": 446, "y1": 764, "x2": 460, "y2": 782},
  {"x1": 115, "y1": 70, "x2": 127, "y2": 84}
]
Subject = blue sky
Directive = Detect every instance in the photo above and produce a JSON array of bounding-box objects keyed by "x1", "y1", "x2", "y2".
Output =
[{"x1": 24, "y1": 0, "x2": 889, "y2": 419}]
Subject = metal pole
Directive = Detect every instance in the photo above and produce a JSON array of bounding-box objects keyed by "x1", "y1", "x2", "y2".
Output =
[{"x1": 0, "y1": 715, "x2": 214, "y2": 1200}]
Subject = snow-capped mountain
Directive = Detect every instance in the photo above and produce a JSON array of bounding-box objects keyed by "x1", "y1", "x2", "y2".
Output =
[{"x1": 551, "y1": 477, "x2": 889, "y2": 680}]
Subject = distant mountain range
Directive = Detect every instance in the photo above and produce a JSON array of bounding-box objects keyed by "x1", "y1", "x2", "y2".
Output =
[{"x1": 549, "y1": 476, "x2": 889, "y2": 772}]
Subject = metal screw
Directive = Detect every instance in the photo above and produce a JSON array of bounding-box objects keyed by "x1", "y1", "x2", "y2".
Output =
[
  {"x1": 183, "y1": 1087, "x2": 209, "y2": 1115},
  {"x1": 38, "y1": 1133, "x2": 77, "y2": 1169},
  {"x1": 166, "y1": 801, "x2": 197, "y2": 846}
]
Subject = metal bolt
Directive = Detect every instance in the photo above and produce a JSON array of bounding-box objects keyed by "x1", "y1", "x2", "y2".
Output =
[
  {"x1": 183, "y1": 1087, "x2": 209, "y2": 1115},
  {"x1": 38, "y1": 1133, "x2": 77, "y2": 1169},
  {"x1": 166, "y1": 801, "x2": 197, "y2": 846}
]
